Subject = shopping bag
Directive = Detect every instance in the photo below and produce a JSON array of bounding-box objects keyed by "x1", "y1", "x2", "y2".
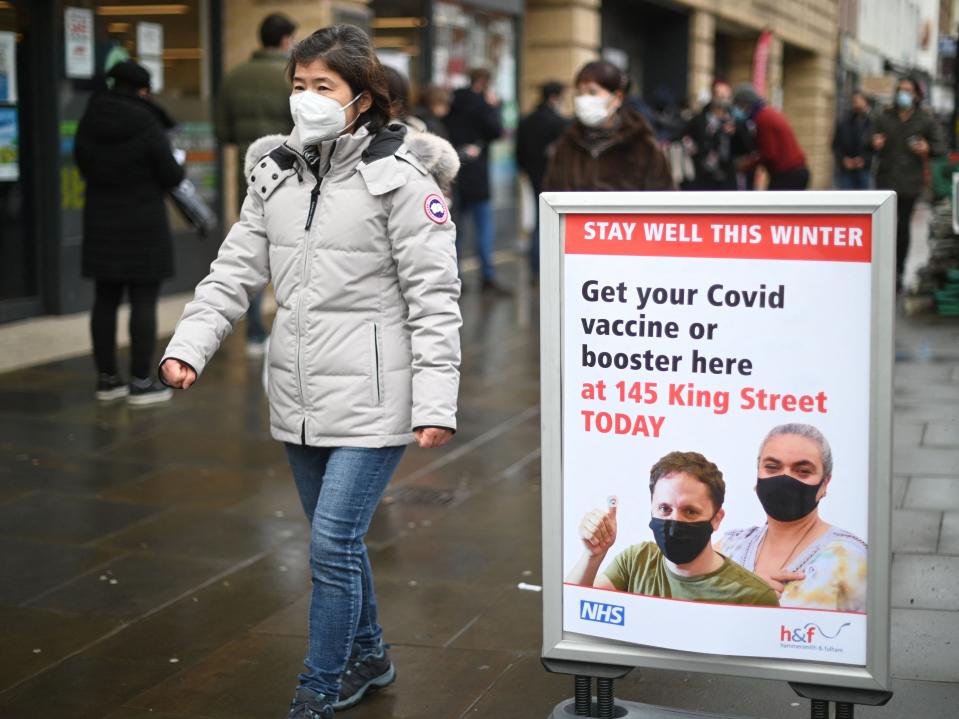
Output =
[{"x1": 170, "y1": 178, "x2": 218, "y2": 237}]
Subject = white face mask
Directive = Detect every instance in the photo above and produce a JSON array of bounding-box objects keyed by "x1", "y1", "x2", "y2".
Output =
[
  {"x1": 289, "y1": 91, "x2": 362, "y2": 144},
  {"x1": 574, "y1": 94, "x2": 612, "y2": 128}
]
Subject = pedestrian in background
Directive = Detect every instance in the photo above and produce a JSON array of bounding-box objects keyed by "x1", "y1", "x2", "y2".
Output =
[
  {"x1": 160, "y1": 24, "x2": 462, "y2": 719},
  {"x1": 215, "y1": 13, "x2": 297, "y2": 357},
  {"x1": 516, "y1": 81, "x2": 569, "y2": 280},
  {"x1": 732, "y1": 83, "x2": 809, "y2": 190},
  {"x1": 682, "y1": 79, "x2": 752, "y2": 191},
  {"x1": 446, "y1": 68, "x2": 510, "y2": 294},
  {"x1": 75, "y1": 60, "x2": 184, "y2": 405},
  {"x1": 832, "y1": 91, "x2": 873, "y2": 190},
  {"x1": 382, "y1": 66, "x2": 427, "y2": 132},
  {"x1": 543, "y1": 61, "x2": 673, "y2": 192},
  {"x1": 415, "y1": 84, "x2": 453, "y2": 140},
  {"x1": 871, "y1": 76, "x2": 945, "y2": 290}
]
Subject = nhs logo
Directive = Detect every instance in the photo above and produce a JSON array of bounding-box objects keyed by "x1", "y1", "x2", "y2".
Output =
[{"x1": 579, "y1": 600, "x2": 625, "y2": 626}]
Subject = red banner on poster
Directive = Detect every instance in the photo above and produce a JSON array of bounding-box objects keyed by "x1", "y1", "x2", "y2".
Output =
[{"x1": 564, "y1": 213, "x2": 872, "y2": 262}]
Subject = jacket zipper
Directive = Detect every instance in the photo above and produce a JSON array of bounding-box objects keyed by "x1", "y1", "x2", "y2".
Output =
[
  {"x1": 296, "y1": 168, "x2": 321, "y2": 442},
  {"x1": 372, "y1": 323, "x2": 382, "y2": 405},
  {"x1": 304, "y1": 181, "x2": 320, "y2": 231}
]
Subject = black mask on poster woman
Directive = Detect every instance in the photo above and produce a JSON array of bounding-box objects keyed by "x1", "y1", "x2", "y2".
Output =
[
  {"x1": 649, "y1": 517, "x2": 715, "y2": 565},
  {"x1": 756, "y1": 474, "x2": 825, "y2": 522}
]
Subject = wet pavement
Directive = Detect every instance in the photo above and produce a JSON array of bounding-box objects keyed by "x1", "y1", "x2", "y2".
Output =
[{"x1": 1, "y1": 259, "x2": 957, "y2": 718}]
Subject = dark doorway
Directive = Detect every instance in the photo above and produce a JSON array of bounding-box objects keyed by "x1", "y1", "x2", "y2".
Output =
[{"x1": 601, "y1": 0, "x2": 689, "y2": 113}]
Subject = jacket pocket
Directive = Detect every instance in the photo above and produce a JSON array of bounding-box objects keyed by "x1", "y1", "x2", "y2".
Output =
[{"x1": 370, "y1": 322, "x2": 383, "y2": 406}]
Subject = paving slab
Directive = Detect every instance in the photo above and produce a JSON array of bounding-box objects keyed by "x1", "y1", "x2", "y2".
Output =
[
  {"x1": 0, "y1": 491, "x2": 162, "y2": 543},
  {"x1": 922, "y1": 421, "x2": 959, "y2": 448},
  {"x1": 938, "y1": 511, "x2": 959, "y2": 554},
  {"x1": 892, "y1": 447, "x2": 959, "y2": 476},
  {"x1": 26, "y1": 552, "x2": 232, "y2": 620},
  {"x1": 891, "y1": 554, "x2": 959, "y2": 610},
  {"x1": 890, "y1": 608, "x2": 959, "y2": 682},
  {"x1": 891, "y1": 508, "x2": 942, "y2": 553},
  {"x1": 902, "y1": 476, "x2": 959, "y2": 510},
  {"x1": 0, "y1": 655, "x2": 178, "y2": 719}
]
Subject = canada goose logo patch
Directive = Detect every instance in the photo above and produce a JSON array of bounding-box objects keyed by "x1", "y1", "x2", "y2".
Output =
[{"x1": 424, "y1": 194, "x2": 449, "y2": 224}]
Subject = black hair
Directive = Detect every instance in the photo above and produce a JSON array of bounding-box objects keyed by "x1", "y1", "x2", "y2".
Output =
[
  {"x1": 260, "y1": 13, "x2": 297, "y2": 49},
  {"x1": 541, "y1": 81, "x2": 565, "y2": 103},
  {"x1": 574, "y1": 61, "x2": 628, "y2": 95},
  {"x1": 286, "y1": 25, "x2": 393, "y2": 133},
  {"x1": 382, "y1": 65, "x2": 411, "y2": 118}
]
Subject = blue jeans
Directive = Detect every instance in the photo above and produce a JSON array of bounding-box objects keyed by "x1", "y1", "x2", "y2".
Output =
[
  {"x1": 284, "y1": 443, "x2": 406, "y2": 697},
  {"x1": 246, "y1": 290, "x2": 267, "y2": 342},
  {"x1": 838, "y1": 168, "x2": 871, "y2": 190},
  {"x1": 456, "y1": 198, "x2": 496, "y2": 280}
]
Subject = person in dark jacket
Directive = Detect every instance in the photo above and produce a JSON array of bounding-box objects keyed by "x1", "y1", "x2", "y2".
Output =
[
  {"x1": 683, "y1": 80, "x2": 753, "y2": 190},
  {"x1": 871, "y1": 76, "x2": 945, "y2": 290},
  {"x1": 732, "y1": 83, "x2": 809, "y2": 190},
  {"x1": 516, "y1": 81, "x2": 569, "y2": 278},
  {"x1": 445, "y1": 68, "x2": 508, "y2": 293},
  {"x1": 415, "y1": 85, "x2": 453, "y2": 140},
  {"x1": 542, "y1": 61, "x2": 673, "y2": 192},
  {"x1": 415, "y1": 84, "x2": 452, "y2": 140},
  {"x1": 215, "y1": 13, "x2": 297, "y2": 355},
  {"x1": 833, "y1": 91, "x2": 873, "y2": 190},
  {"x1": 75, "y1": 60, "x2": 185, "y2": 404}
]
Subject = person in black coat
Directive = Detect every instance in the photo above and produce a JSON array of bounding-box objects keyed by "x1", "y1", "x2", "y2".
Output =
[
  {"x1": 832, "y1": 91, "x2": 873, "y2": 190},
  {"x1": 682, "y1": 80, "x2": 753, "y2": 190},
  {"x1": 75, "y1": 60, "x2": 185, "y2": 404},
  {"x1": 516, "y1": 81, "x2": 569, "y2": 279},
  {"x1": 445, "y1": 68, "x2": 508, "y2": 293}
]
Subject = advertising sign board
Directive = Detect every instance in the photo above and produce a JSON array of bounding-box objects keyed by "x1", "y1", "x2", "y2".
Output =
[{"x1": 540, "y1": 192, "x2": 894, "y2": 692}]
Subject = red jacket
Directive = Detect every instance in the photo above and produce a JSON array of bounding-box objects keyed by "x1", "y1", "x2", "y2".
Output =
[{"x1": 753, "y1": 105, "x2": 806, "y2": 174}]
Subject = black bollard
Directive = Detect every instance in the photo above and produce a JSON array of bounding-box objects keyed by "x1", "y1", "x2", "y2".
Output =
[
  {"x1": 597, "y1": 677, "x2": 614, "y2": 718},
  {"x1": 574, "y1": 675, "x2": 591, "y2": 716}
]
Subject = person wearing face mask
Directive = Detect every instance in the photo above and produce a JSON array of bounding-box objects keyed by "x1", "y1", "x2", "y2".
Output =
[
  {"x1": 871, "y1": 76, "x2": 945, "y2": 291},
  {"x1": 566, "y1": 451, "x2": 778, "y2": 607},
  {"x1": 731, "y1": 83, "x2": 809, "y2": 190},
  {"x1": 542, "y1": 61, "x2": 673, "y2": 193},
  {"x1": 832, "y1": 90, "x2": 873, "y2": 190},
  {"x1": 716, "y1": 424, "x2": 867, "y2": 612},
  {"x1": 215, "y1": 13, "x2": 298, "y2": 357},
  {"x1": 159, "y1": 25, "x2": 462, "y2": 719},
  {"x1": 682, "y1": 79, "x2": 754, "y2": 191}
]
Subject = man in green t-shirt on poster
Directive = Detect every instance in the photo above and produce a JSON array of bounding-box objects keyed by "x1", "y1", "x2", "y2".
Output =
[{"x1": 566, "y1": 451, "x2": 778, "y2": 607}]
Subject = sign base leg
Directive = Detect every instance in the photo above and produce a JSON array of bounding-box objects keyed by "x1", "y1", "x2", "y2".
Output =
[{"x1": 548, "y1": 698, "x2": 750, "y2": 719}]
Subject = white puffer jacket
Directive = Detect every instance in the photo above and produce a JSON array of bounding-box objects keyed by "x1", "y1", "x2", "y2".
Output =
[{"x1": 162, "y1": 123, "x2": 462, "y2": 447}]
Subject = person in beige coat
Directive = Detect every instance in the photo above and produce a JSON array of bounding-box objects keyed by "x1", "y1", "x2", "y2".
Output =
[{"x1": 159, "y1": 25, "x2": 461, "y2": 719}]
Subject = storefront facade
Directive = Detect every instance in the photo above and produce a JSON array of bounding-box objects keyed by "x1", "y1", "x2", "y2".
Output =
[
  {"x1": 222, "y1": 0, "x2": 523, "y2": 251},
  {"x1": 525, "y1": 0, "x2": 839, "y2": 189},
  {"x1": 0, "y1": 0, "x2": 222, "y2": 324}
]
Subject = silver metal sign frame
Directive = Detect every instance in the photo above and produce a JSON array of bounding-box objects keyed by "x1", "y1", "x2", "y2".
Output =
[{"x1": 539, "y1": 191, "x2": 896, "y2": 692}]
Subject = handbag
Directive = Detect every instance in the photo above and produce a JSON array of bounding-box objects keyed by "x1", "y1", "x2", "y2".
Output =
[{"x1": 170, "y1": 177, "x2": 218, "y2": 237}]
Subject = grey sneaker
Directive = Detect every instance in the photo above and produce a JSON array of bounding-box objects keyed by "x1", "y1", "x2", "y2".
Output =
[
  {"x1": 96, "y1": 373, "x2": 129, "y2": 401},
  {"x1": 127, "y1": 377, "x2": 173, "y2": 406},
  {"x1": 333, "y1": 644, "x2": 395, "y2": 710},
  {"x1": 287, "y1": 687, "x2": 333, "y2": 719}
]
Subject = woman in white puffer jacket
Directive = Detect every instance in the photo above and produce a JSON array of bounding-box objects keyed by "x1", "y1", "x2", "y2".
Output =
[{"x1": 160, "y1": 25, "x2": 460, "y2": 718}]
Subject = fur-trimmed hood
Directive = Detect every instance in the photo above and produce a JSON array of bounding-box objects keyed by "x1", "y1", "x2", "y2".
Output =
[{"x1": 243, "y1": 126, "x2": 460, "y2": 192}]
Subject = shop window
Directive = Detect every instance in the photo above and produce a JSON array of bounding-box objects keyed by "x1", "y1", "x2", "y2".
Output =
[{"x1": 58, "y1": 0, "x2": 217, "y2": 252}]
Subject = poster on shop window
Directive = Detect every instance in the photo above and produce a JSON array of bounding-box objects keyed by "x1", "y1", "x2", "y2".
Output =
[{"x1": 539, "y1": 191, "x2": 895, "y2": 691}]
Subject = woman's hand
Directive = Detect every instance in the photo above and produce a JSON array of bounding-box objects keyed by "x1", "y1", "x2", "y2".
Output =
[
  {"x1": 160, "y1": 359, "x2": 197, "y2": 389},
  {"x1": 414, "y1": 427, "x2": 453, "y2": 449},
  {"x1": 757, "y1": 569, "x2": 805, "y2": 595}
]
